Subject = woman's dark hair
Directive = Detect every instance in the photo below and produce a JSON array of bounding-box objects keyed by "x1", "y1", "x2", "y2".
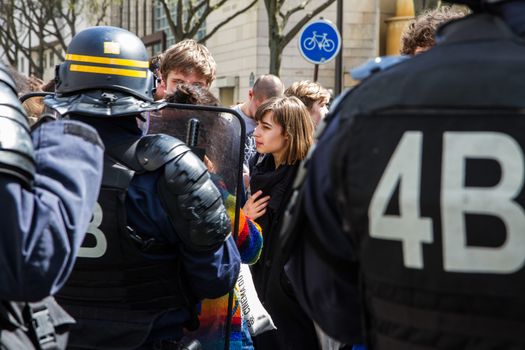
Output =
[
  {"x1": 255, "y1": 96, "x2": 314, "y2": 166},
  {"x1": 151, "y1": 84, "x2": 239, "y2": 191},
  {"x1": 164, "y1": 83, "x2": 219, "y2": 106}
]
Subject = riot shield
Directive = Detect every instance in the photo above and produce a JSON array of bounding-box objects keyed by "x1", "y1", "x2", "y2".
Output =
[
  {"x1": 148, "y1": 102, "x2": 246, "y2": 233},
  {"x1": 148, "y1": 104, "x2": 246, "y2": 350}
]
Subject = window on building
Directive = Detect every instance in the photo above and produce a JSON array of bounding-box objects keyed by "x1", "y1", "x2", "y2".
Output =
[
  {"x1": 153, "y1": 43, "x2": 162, "y2": 56},
  {"x1": 219, "y1": 87, "x2": 234, "y2": 107},
  {"x1": 154, "y1": 0, "x2": 206, "y2": 47},
  {"x1": 49, "y1": 52, "x2": 54, "y2": 67}
]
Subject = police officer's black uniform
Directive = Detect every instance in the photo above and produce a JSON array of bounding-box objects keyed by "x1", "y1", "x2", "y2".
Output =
[
  {"x1": 44, "y1": 27, "x2": 240, "y2": 349},
  {"x1": 283, "y1": 1, "x2": 525, "y2": 349},
  {"x1": 0, "y1": 65, "x2": 104, "y2": 349}
]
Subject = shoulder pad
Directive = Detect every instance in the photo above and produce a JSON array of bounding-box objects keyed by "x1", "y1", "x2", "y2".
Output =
[
  {"x1": 0, "y1": 80, "x2": 35, "y2": 186},
  {"x1": 350, "y1": 55, "x2": 411, "y2": 81},
  {"x1": 0, "y1": 66, "x2": 17, "y2": 93},
  {"x1": 137, "y1": 133, "x2": 231, "y2": 250},
  {"x1": 135, "y1": 134, "x2": 190, "y2": 171},
  {"x1": 159, "y1": 144, "x2": 231, "y2": 251}
]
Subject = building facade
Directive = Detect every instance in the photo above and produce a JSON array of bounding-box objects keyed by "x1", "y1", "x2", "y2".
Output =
[
  {"x1": 111, "y1": 0, "x2": 412, "y2": 106},
  {"x1": 205, "y1": 0, "x2": 402, "y2": 105},
  {"x1": 3, "y1": 0, "x2": 414, "y2": 103},
  {"x1": 12, "y1": 1, "x2": 114, "y2": 82}
]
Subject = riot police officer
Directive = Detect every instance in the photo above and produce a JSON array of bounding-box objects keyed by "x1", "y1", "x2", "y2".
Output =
[
  {"x1": 0, "y1": 64, "x2": 104, "y2": 348},
  {"x1": 283, "y1": 0, "x2": 525, "y2": 349},
  {"x1": 44, "y1": 26, "x2": 241, "y2": 349}
]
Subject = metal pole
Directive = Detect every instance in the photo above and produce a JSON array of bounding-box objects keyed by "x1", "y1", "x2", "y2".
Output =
[
  {"x1": 314, "y1": 64, "x2": 319, "y2": 82},
  {"x1": 335, "y1": 0, "x2": 343, "y2": 95},
  {"x1": 28, "y1": 28, "x2": 32, "y2": 77}
]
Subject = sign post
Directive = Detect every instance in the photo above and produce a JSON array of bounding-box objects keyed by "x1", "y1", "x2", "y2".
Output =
[{"x1": 298, "y1": 19, "x2": 342, "y2": 82}]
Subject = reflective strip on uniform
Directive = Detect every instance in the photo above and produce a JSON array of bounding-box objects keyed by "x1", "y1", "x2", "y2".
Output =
[
  {"x1": 66, "y1": 54, "x2": 149, "y2": 68},
  {"x1": 70, "y1": 64, "x2": 147, "y2": 78}
]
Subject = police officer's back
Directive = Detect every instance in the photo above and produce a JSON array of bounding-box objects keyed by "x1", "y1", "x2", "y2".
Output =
[
  {"x1": 44, "y1": 27, "x2": 241, "y2": 349},
  {"x1": 0, "y1": 65, "x2": 104, "y2": 348},
  {"x1": 284, "y1": 0, "x2": 525, "y2": 349}
]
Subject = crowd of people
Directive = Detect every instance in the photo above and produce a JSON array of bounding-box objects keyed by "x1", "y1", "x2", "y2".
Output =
[
  {"x1": 2, "y1": 21, "x2": 332, "y2": 350},
  {"x1": 2, "y1": 0, "x2": 525, "y2": 349}
]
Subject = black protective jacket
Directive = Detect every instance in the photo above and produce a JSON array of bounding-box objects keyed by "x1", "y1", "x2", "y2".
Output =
[
  {"x1": 286, "y1": 13, "x2": 525, "y2": 349},
  {"x1": 250, "y1": 154, "x2": 319, "y2": 350}
]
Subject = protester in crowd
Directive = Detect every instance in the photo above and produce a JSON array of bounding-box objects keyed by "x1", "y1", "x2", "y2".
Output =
[
  {"x1": 149, "y1": 53, "x2": 166, "y2": 100},
  {"x1": 22, "y1": 95, "x2": 44, "y2": 125},
  {"x1": 160, "y1": 84, "x2": 263, "y2": 350},
  {"x1": 248, "y1": 96, "x2": 318, "y2": 350},
  {"x1": 44, "y1": 26, "x2": 240, "y2": 350},
  {"x1": 160, "y1": 39, "x2": 216, "y2": 94},
  {"x1": 283, "y1": 1, "x2": 525, "y2": 349},
  {"x1": 285, "y1": 80, "x2": 331, "y2": 127},
  {"x1": 6, "y1": 65, "x2": 40, "y2": 94},
  {"x1": 400, "y1": 5, "x2": 466, "y2": 55},
  {"x1": 6, "y1": 66, "x2": 46, "y2": 125},
  {"x1": 233, "y1": 74, "x2": 285, "y2": 165},
  {"x1": 0, "y1": 63, "x2": 104, "y2": 349}
]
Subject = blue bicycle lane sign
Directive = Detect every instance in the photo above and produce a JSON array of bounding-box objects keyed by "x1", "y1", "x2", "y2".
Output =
[{"x1": 298, "y1": 19, "x2": 341, "y2": 65}]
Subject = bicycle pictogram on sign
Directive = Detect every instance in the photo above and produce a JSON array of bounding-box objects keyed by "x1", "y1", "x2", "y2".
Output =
[
  {"x1": 303, "y1": 31, "x2": 336, "y2": 53},
  {"x1": 298, "y1": 19, "x2": 341, "y2": 65}
]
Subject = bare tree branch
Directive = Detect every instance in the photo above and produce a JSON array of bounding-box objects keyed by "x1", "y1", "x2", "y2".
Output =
[
  {"x1": 186, "y1": 0, "x2": 211, "y2": 33},
  {"x1": 93, "y1": 0, "x2": 113, "y2": 25},
  {"x1": 199, "y1": 0, "x2": 258, "y2": 43},
  {"x1": 158, "y1": 0, "x2": 178, "y2": 42},
  {"x1": 263, "y1": 0, "x2": 336, "y2": 75},
  {"x1": 158, "y1": 0, "x2": 256, "y2": 44},
  {"x1": 176, "y1": 0, "x2": 184, "y2": 39},
  {"x1": 280, "y1": 0, "x2": 310, "y2": 29},
  {"x1": 185, "y1": 0, "x2": 197, "y2": 34},
  {"x1": 281, "y1": 0, "x2": 335, "y2": 50},
  {"x1": 0, "y1": 0, "x2": 111, "y2": 77}
]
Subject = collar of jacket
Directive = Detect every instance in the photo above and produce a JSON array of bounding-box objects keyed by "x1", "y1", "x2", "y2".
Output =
[{"x1": 436, "y1": 13, "x2": 522, "y2": 46}]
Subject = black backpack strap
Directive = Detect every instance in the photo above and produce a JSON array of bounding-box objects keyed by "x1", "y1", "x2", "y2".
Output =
[
  {"x1": 26, "y1": 297, "x2": 73, "y2": 350},
  {"x1": 0, "y1": 299, "x2": 64, "y2": 350},
  {"x1": 26, "y1": 301, "x2": 57, "y2": 350}
]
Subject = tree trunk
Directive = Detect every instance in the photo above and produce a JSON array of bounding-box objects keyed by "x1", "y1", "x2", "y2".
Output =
[
  {"x1": 37, "y1": 44, "x2": 45, "y2": 78},
  {"x1": 269, "y1": 38, "x2": 282, "y2": 76}
]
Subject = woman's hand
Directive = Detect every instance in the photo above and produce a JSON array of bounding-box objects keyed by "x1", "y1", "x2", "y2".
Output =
[
  {"x1": 243, "y1": 190, "x2": 270, "y2": 220},
  {"x1": 204, "y1": 155, "x2": 217, "y2": 173}
]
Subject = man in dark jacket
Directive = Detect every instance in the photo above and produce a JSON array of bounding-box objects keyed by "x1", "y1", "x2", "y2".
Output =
[
  {"x1": 0, "y1": 64, "x2": 104, "y2": 348},
  {"x1": 45, "y1": 26, "x2": 241, "y2": 350},
  {"x1": 283, "y1": 0, "x2": 525, "y2": 349}
]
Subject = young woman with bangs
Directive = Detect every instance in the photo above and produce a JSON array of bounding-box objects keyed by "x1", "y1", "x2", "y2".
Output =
[{"x1": 246, "y1": 96, "x2": 319, "y2": 350}]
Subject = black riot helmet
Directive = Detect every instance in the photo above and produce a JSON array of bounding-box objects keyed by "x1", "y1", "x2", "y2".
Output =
[{"x1": 46, "y1": 26, "x2": 160, "y2": 118}]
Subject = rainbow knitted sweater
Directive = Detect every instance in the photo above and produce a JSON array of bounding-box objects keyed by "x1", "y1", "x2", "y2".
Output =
[{"x1": 186, "y1": 177, "x2": 263, "y2": 350}]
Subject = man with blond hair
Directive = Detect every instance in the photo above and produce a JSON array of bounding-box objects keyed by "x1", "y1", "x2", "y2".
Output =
[
  {"x1": 285, "y1": 80, "x2": 330, "y2": 127},
  {"x1": 160, "y1": 39, "x2": 217, "y2": 94}
]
